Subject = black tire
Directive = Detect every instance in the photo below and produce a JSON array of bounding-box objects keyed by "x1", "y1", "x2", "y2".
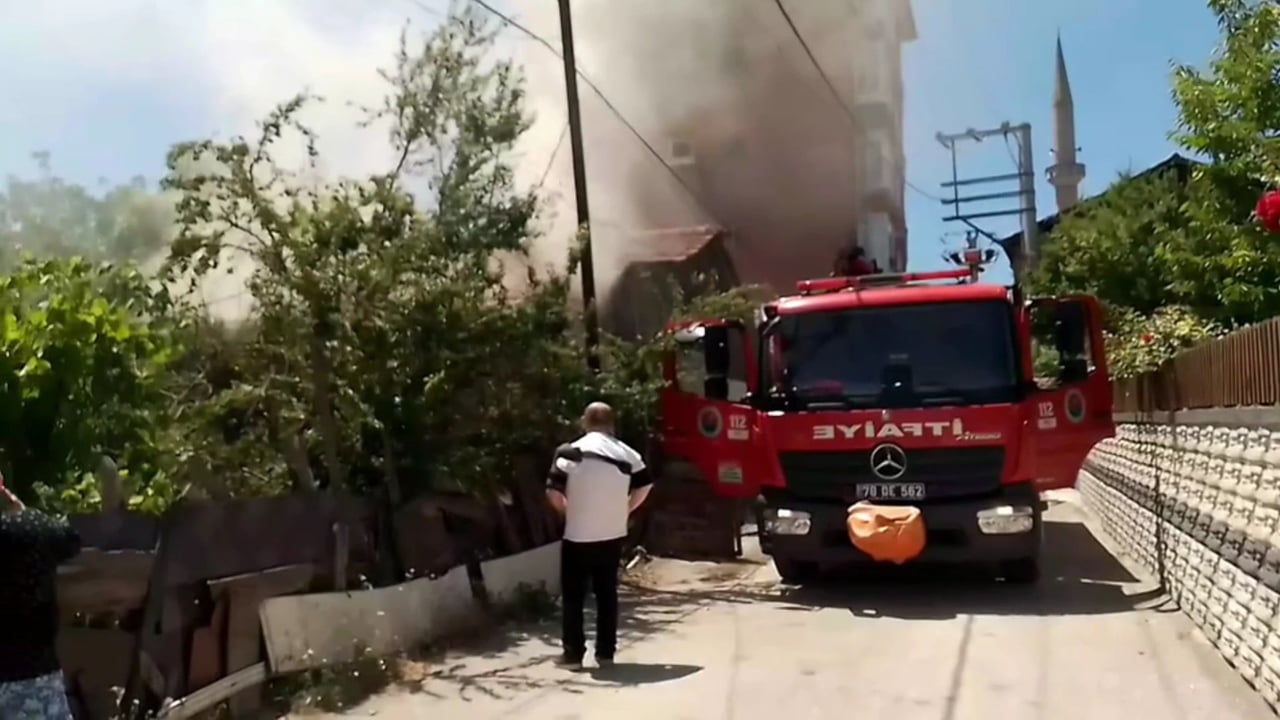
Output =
[
  {"x1": 1000, "y1": 556, "x2": 1040, "y2": 584},
  {"x1": 774, "y1": 557, "x2": 817, "y2": 584}
]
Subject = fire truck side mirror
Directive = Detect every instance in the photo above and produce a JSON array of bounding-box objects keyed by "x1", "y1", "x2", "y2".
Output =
[
  {"x1": 1060, "y1": 357, "x2": 1089, "y2": 384},
  {"x1": 703, "y1": 324, "x2": 732, "y2": 377},
  {"x1": 1053, "y1": 302, "x2": 1087, "y2": 358},
  {"x1": 703, "y1": 377, "x2": 730, "y2": 401},
  {"x1": 1053, "y1": 301, "x2": 1090, "y2": 383}
]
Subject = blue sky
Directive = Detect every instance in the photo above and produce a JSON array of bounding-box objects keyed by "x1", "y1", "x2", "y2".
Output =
[
  {"x1": 0, "y1": 0, "x2": 1223, "y2": 285},
  {"x1": 903, "y1": 0, "x2": 1220, "y2": 281}
]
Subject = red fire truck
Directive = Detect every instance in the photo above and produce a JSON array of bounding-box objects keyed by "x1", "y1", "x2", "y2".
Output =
[{"x1": 658, "y1": 251, "x2": 1115, "y2": 583}]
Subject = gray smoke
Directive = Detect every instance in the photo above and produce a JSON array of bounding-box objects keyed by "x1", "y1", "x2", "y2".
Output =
[{"x1": 512, "y1": 0, "x2": 871, "y2": 298}]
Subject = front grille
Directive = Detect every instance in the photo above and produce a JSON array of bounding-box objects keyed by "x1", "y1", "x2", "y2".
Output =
[{"x1": 777, "y1": 447, "x2": 1006, "y2": 503}]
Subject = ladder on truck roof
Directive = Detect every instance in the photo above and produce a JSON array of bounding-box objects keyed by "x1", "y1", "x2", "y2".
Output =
[{"x1": 796, "y1": 247, "x2": 995, "y2": 296}]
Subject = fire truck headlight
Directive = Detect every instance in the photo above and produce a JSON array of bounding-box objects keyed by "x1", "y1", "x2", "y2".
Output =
[
  {"x1": 764, "y1": 508, "x2": 812, "y2": 535},
  {"x1": 976, "y1": 505, "x2": 1035, "y2": 534}
]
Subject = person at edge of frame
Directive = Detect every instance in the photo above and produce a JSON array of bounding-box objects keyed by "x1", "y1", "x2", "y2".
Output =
[{"x1": 0, "y1": 469, "x2": 82, "y2": 719}]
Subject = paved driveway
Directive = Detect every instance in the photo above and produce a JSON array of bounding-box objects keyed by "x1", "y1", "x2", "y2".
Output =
[{"x1": 295, "y1": 495, "x2": 1274, "y2": 719}]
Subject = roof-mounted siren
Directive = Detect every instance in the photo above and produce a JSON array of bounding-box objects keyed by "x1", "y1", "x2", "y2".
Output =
[{"x1": 944, "y1": 246, "x2": 999, "y2": 282}]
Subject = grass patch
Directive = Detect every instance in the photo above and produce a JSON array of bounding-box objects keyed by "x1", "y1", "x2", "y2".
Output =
[
  {"x1": 266, "y1": 644, "x2": 415, "y2": 715},
  {"x1": 496, "y1": 581, "x2": 559, "y2": 624}
]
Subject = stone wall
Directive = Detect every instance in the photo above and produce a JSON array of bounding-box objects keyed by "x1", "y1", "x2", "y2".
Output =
[{"x1": 1080, "y1": 412, "x2": 1280, "y2": 713}]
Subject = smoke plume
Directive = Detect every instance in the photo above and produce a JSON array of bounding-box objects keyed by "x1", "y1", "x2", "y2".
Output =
[{"x1": 511, "y1": 0, "x2": 873, "y2": 300}]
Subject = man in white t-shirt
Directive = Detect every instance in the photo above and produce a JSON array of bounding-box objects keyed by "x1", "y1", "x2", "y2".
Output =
[{"x1": 546, "y1": 402, "x2": 652, "y2": 669}]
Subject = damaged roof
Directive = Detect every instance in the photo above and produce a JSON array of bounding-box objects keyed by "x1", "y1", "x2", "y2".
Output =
[{"x1": 614, "y1": 225, "x2": 729, "y2": 265}]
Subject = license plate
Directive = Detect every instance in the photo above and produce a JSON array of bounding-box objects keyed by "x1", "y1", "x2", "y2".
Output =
[{"x1": 855, "y1": 483, "x2": 926, "y2": 501}]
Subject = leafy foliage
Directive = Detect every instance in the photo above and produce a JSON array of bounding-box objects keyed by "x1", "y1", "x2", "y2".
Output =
[
  {"x1": 1172, "y1": 0, "x2": 1280, "y2": 184},
  {"x1": 1033, "y1": 0, "x2": 1280, "y2": 375},
  {"x1": 1029, "y1": 170, "x2": 1191, "y2": 316},
  {"x1": 1104, "y1": 305, "x2": 1226, "y2": 379},
  {"x1": 0, "y1": 153, "x2": 172, "y2": 268},
  {"x1": 0, "y1": 12, "x2": 769, "y2": 516},
  {"x1": 0, "y1": 257, "x2": 189, "y2": 508},
  {"x1": 1166, "y1": 0, "x2": 1280, "y2": 322},
  {"x1": 149, "y1": 13, "x2": 752, "y2": 503},
  {"x1": 156, "y1": 14, "x2": 566, "y2": 499}
]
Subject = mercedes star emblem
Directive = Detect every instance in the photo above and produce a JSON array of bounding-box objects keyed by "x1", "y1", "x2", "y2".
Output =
[{"x1": 869, "y1": 443, "x2": 907, "y2": 480}]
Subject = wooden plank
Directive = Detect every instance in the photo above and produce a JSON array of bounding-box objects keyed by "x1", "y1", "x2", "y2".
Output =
[
  {"x1": 333, "y1": 523, "x2": 350, "y2": 591},
  {"x1": 224, "y1": 585, "x2": 263, "y2": 718},
  {"x1": 59, "y1": 628, "x2": 134, "y2": 720},
  {"x1": 164, "y1": 495, "x2": 362, "y2": 586},
  {"x1": 206, "y1": 564, "x2": 315, "y2": 596},
  {"x1": 121, "y1": 517, "x2": 176, "y2": 720},
  {"x1": 156, "y1": 662, "x2": 267, "y2": 720},
  {"x1": 58, "y1": 549, "x2": 154, "y2": 616},
  {"x1": 69, "y1": 510, "x2": 159, "y2": 552},
  {"x1": 187, "y1": 594, "x2": 229, "y2": 692},
  {"x1": 208, "y1": 564, "x2": 315, "y2": 718}
]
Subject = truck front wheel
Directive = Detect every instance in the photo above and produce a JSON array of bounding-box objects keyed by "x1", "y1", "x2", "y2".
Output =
[{"x1": 774, "y1": 556, "x2": 818, "y2": 584}]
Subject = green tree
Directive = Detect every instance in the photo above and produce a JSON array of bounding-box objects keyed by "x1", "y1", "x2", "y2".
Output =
[
  {"x1": 0, "y1": 257, "x2": 189, "y2": 510},
  {"x1": 159, "y1": 13, "x2": 600, "y2": 501},
  {"x1": 1033, "y1": 0, "x2": 1280, "y2": 362},
  {"x1": 0, "y1": 154, "x2": 173, "y2": 267},
  {"x1": 1172, "y1": 0, "x2": 1280, "y2": 184},
  {"x1": 1168, "y1": 0, "x2": 1280, "y2": 323},
  {"x1": 1029, "y1": 169, "x2": 1190, "y2": 316}
]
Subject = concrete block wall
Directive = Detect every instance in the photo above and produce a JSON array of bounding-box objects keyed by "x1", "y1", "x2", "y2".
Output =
[{"x1": 1080, "y1": 418, "x2": 1280, "y2": 712}]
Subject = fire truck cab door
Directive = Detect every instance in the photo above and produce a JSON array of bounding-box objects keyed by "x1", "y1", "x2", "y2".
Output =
[
  {"x1": 661, "y1": 321, "x2": 764, "y2": 498},
  {"x1": 1027, "y1": 295, "x2": 1116, "y2": 492}
]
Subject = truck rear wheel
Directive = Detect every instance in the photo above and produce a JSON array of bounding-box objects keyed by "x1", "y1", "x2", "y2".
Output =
[
  {"x1": 774, "y1": 557, "x2": 818, "y2": 584},
  {"x1": 1000, "y1": 556, "x2": 1040, "y2": 584}
]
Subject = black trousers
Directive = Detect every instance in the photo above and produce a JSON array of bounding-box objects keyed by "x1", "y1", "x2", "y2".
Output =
[{"x1": 560, "y1": 538, "x2": 623, "y2": 660}]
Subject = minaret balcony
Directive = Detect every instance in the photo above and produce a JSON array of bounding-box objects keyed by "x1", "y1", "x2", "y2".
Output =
[{"x1": 1046, "y1": 161, "x2": 1086, "y2": 186}]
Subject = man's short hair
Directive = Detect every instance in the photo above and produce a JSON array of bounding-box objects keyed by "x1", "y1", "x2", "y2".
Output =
[{"x1": 582, "y1": 402, "x2": 615, "y2": 432}]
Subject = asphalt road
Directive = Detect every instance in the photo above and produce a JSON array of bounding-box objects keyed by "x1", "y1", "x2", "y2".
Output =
[{"x1": 302, "y1": 495, "x2": 1275, "y2": 719}]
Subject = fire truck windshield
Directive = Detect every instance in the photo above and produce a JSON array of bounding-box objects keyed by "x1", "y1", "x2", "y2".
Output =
[{"x1": 764, "y1": 299, "x2": 1020, "y2": 410}]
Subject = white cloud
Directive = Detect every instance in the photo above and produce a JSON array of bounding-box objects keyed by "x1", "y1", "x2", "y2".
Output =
[
  {"x1": 0, "y1": 0, "x2": 442, "y2": 177},
  {"x1": 1, "y1": 0, "x2": 463, "y2": 319}
]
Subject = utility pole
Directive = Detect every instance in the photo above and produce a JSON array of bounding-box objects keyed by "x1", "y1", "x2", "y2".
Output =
[
  {"x1": 557, "y1": 0, "x2": 600, "y2": 372},
  {"x1": 935, "y1": 122, "x2": 1039, "y2": 281}
]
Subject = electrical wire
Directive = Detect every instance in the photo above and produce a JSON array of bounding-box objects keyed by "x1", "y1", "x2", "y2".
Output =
[
  {"x1": 410, "y1": 0, "x2": 720, "y2": 221},
  {"x1": 771, "y1": 0, "x2": 860, "y2": 130},
  {"x1": 905, "y1": 179, "x2": 944, "y2": 202},
  {"x1": 1002, "y1": 133, "x2": 1022, "y2": 172},
  {"x1": 536, "y1": 122, "x2": 569, "y2": 190},
  {"x1": 772, "y1": 0, "x2": 945, "y2": 217}
]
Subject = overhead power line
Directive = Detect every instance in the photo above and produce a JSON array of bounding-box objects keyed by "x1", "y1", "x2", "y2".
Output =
[
  {"x1": 771, "y1": 0, "x2": 859, "y2": 131},
  {"x1": 404, "y1": 0, "x2": 718, "y2": 221},
  {"x1": 771, "y1": 0, "x2": 939, "y2": 215},
  {"x1": 536, "y1": 122, "x2": 569, "y2": 190},
  {"x1": 905, "y1": 179, "x2": 943, "y2": 202}
]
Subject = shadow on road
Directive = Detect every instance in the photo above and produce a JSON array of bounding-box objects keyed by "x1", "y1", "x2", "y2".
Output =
[
  {"x1": 623, "y1": 516, "x2": 1168, "y2": 621},
  {"x1": 588, "y1": 662, "x2": 702, "y2": 684},
  {"x1": 394, "y1": 509, "x2": 1160, "y2": 705},
  {"x1": 399, "y1": 566, "x2": 743, "y2": 703},
  {"x1": 793, "y1": 516, "x2": 1167, "y2": 621}
]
